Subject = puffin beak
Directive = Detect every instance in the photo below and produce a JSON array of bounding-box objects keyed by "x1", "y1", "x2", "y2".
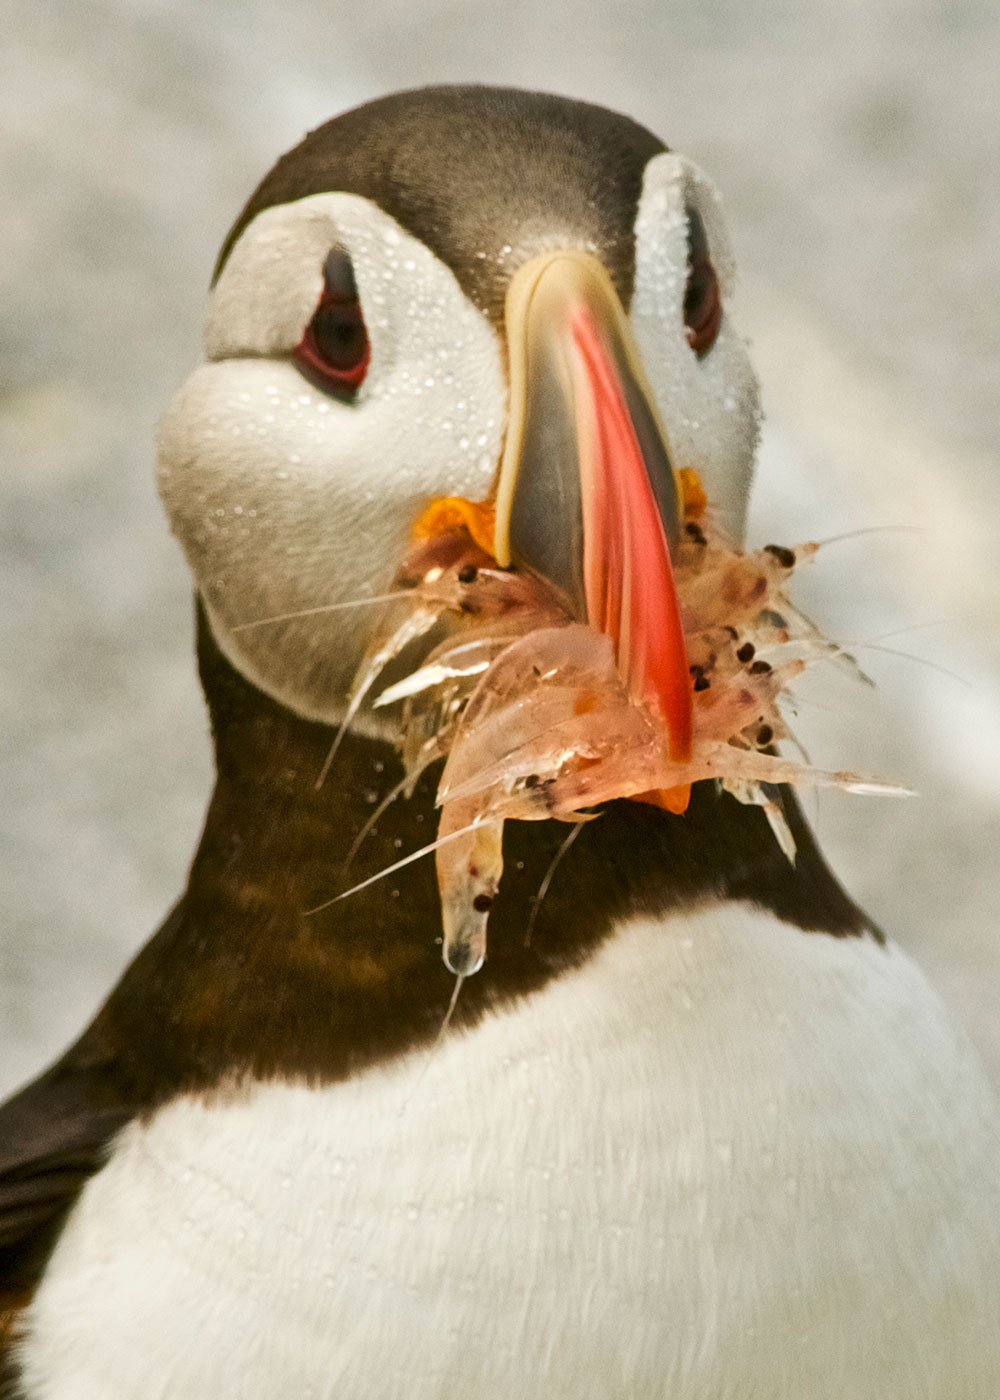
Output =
[{"x1": 494, "y1": 251, "x2": 692, "y2": 762}]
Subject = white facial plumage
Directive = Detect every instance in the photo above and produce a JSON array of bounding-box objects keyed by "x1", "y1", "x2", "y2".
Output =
[
  {"x1": 157, "y1": 164, "x2": 761, "y2": 725},
  {"x1": 157, "y1": 194, "x2": 508, "y2": 723},
  {"x1": 632, "y1": 153, "x2": 761, "y2": 540}
]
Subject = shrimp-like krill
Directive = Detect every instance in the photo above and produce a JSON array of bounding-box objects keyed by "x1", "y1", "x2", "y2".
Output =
[{"x1": 334, "y1": 489, "x2": 908, "y2": 974}]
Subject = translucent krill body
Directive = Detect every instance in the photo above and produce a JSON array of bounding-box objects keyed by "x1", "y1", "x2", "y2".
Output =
[{"x1": 335, "y1": 498, "x2": 907, "y2": 972}]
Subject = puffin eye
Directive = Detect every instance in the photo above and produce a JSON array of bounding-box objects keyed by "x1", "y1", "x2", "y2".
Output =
[
  {"x1": 292, "y1": 248, "x2": 371, "y2": 401},
  {"x1": 682, "y1": 207, "x2": 722, "y2": 357}
]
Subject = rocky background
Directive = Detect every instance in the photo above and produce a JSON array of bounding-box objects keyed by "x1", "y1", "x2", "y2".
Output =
[{"x1": 3, "y1": 0, "x2": 999, "y2": 1096}]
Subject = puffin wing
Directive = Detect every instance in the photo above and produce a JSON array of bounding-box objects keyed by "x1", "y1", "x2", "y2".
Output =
[{"x1": 0, "y1": 1043, "x2": 138, "y2": 1315}]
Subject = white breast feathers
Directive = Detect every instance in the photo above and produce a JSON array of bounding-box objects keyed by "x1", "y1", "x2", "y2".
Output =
[{"x1": 18, "y1": 902, "x2": 1000, "y2": 1399}]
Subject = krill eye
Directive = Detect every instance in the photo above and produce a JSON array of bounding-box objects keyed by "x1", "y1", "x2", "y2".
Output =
[
  {"x1": 683, "y1": 207, "x2": 722, "y2": 357},
  {"x1": 292, "y1": 248, "x2": 370, "y2": 401}
]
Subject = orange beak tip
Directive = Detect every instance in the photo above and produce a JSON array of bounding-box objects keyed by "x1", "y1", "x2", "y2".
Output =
[{"x1": 634, "y1": 784, "x2": 692, "y2": 816}]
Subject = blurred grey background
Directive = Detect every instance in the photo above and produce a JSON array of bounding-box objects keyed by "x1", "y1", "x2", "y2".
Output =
[{"x1": 2, "y1": 0, "x2": 999, "y2": 1097}]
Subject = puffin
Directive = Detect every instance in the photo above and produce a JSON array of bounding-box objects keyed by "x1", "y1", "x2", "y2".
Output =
[{"x1": 1, "y1": 85, "x2": 998, "y2": 1399}]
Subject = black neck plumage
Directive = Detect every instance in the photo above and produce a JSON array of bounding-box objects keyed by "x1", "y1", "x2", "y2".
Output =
[{"x1": 76, "y1": 601, "x2": 869, "y2": 1099}]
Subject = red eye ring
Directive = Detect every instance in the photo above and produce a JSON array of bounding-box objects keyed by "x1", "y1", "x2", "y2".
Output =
[
  {"x1": 682, "y1": 207, "x2": 722, "y2": 358},
  {"x1": 292, "y1": 249, "x2": 370, "y2": 402}
]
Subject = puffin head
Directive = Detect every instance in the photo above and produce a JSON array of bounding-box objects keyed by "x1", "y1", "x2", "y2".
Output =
[{"x1": 157, "y1": 85, "x2": 760, "y2": 726}]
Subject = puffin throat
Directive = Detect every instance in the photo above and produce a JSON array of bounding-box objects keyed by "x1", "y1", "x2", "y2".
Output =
[{"x1": 135, "y1": 601, "x2": 873, "y2": 1093}]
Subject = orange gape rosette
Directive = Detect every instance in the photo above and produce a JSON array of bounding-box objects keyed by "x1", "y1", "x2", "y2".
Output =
[{"x1": 339, "y1": 478, "x2": 908, "y2": 976}]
